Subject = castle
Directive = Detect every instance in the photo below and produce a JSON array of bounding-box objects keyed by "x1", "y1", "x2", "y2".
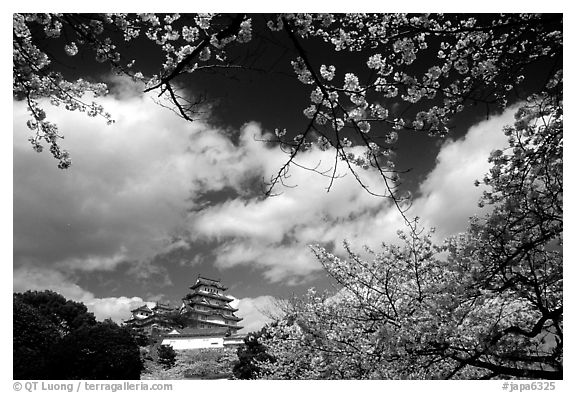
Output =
[
  {"x1": 124, "y1": 302, "x2": 175, "y2": 332},
  {"x1": 124, "y1": 276, "x2": 244, "y2": 349}
]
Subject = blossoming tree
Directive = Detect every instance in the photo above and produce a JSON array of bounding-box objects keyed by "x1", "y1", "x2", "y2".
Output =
[{"x1": 255, "y1": 94, "x2": 562, "y2": 379}]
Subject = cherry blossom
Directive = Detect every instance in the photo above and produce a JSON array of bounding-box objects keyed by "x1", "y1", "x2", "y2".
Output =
[{"x1": 253, "y1": 93, "x2": 562, "y2": 379}]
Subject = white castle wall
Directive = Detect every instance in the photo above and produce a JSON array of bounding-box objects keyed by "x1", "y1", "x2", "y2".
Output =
[{"x1": 162, "y1": 336, "x2": 224, "y2": 350}]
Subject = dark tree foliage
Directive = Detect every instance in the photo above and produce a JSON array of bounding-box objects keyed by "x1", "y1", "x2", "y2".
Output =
[
  {"x1": 15, "y1": 290, "x2": 97, "y2": 334},
  {"x1": 13, "y1": 290, "x2": 143, "y2": 380},
  {"x1": 157, "y1": 344, "x2": 177, "y2": 369},
  {"x1": 13, "y1": 297, "x2": 60, "y2": 379},
  {"x1": 51, "y1": 320, "x2": 143, "y2": 379},
  {"x1": 233, "y1": 328, "x2": 275, "y2": 379},
  {"x1": 130, "y1": 328, "x2": 151, "y2": 347}
]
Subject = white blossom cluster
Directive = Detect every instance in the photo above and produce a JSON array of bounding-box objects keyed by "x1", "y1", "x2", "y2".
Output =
[{"x1": 14, "y1": 13, "x2": 112, "y2": 168}]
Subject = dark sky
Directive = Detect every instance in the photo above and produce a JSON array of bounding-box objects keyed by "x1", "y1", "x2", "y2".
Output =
[
  {"x1": 39, "y1": 13, "x2": 482, "y2": 192},
  {"x1": 34, "y1": 13, "x2": 541, "y2": 195}
]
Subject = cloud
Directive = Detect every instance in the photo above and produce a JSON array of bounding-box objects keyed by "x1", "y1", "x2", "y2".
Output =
[
  {"x1": 13, "y1": 266, "x2": 144, "y2": 322},
  {"x1": 233, "y1": 296, "x2": 280, "y2": 333},
  {"x1": 13, "y1": 79, "x2": 257, "y2": 278},
  {"x1": 13, "y1": 75, "x2": 523, "y2": 297},
  {"x1": 56, "y1": 247, "x2": 128, "y2": 272},
  {"x1": 14, "y1": 85, "x2": 390, "y2": 284},
  {"x1": 14, "y1": 92, "x2": 199, "y2": 272},
  {"x1": 410, "y1": 106, "x2": 518, "y2": 238},
  {"x1": 105, "y1": 74, "x2": 148, "y2": 100},
  {"x1": 188, "y1": 107, "x2": 521, "y2": 281},
  {"x1": 87, "y1": 296, "x2": 150, "y2": 322},
  {"x1": 213, "y1": 242, "x2": 322, "y2": 284},
  {"x1": 188, "y1": 123, "x2": 395, "y2": 281}
]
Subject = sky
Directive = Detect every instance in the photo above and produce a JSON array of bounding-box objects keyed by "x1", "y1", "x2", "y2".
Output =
[
  {"x1": 12, "y1": 76, "x2": 519, "y2": 333},
  {"x1": 10, "y1": 12, "x2": 555, "y2": 334}
]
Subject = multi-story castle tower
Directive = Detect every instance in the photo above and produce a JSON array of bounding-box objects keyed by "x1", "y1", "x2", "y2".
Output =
[
  {"x1": 124, "y1": 275, "x2": 245, "y2": 349},
  {"x1": 179, "y1": 276, "x2": 243, "y2": 331}
]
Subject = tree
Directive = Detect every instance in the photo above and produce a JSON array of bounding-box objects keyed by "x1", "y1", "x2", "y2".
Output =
[
  {"x1": 13, "y1": 13, "x2": 562, "y2": 209},
  {"x1": 52, "y1": 320, "x2": 143, "y2": 379},
  {"x1": 13, "y1": 290, "x2": 143, "y2": 379},
  {"x1": 15, "y1": 290, "x2": 97, "y2": 334},
  {"x1": 13, "y1": 297, "x2": 61, "y2": 379},
  {"x1": 14, "y1": 290, "x2": 98, "y2": 379},
  {"x1": 130, "y1": 328, "x2": 152, "y2": 347},
  {"x1": 233, "y1": 328, "x2": 275, "y2": 379},
  {"x1": 157, "y1": 344, "x2": 177, "y2": 369},
  {"x1": 255, "y1": 93, "x2": 562, "y2": 379}
]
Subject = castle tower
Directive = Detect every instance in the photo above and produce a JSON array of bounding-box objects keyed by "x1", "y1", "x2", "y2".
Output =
[{"x1": 179, "y1": 276, "x2": 243, "y2": 331}]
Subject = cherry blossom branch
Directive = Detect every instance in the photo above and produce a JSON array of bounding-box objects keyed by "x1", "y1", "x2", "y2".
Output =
[{"x1": 144, "y1": 14, "x2": 246, "y2": 92}]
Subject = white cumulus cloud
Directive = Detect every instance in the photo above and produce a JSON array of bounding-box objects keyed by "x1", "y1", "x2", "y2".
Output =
[
  {"x1": 13, "y1": 75, "x2": 524, "y2": 301},
  {"x1": 187, "y1": 109, "x2": 519, "y2": 281},
  {"x1": 233, "y1": 296, "x2": 280, "y2": 333}
]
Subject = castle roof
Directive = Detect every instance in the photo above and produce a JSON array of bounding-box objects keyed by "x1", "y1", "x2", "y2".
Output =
[
  {"x1": 124, "y1": 314, "x2": 172, "y2": 326},
  {"x1": 180, "y1": 301, "x2": 238, "y2": 313},
  {"x1": 183, "y1": 307, "x2": 243, "y2": 321},
  {"x1": 185, "y1": 299, "x2": 238, "y2": 312},
  {"x1": 186, "y1": 291, "x2": 234, "y2": 303},
  {"x1": 131, "y1": 304, "x2": 153, "y2": 313},
  {"x1": 190, "y1": 276, "x2": 228, "y2": 291}
]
